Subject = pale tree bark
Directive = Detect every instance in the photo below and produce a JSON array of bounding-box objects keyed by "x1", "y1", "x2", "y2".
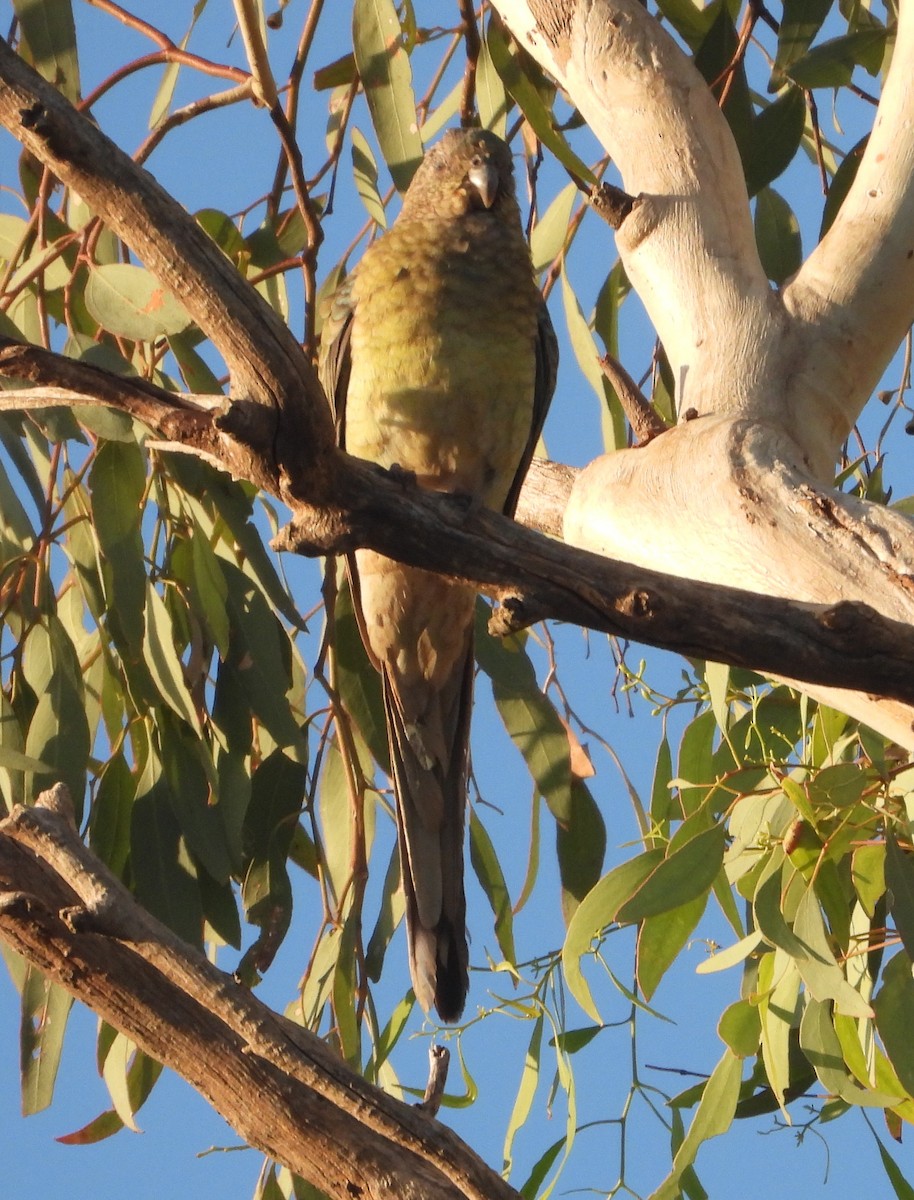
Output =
[{"x1": 493, "y1": 0, "x2": 914, "y2": 748}]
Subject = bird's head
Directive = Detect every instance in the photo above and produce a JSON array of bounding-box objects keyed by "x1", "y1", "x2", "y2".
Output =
[{"x1": 400, "y1": 128, "x2": 518, "y2": 222}]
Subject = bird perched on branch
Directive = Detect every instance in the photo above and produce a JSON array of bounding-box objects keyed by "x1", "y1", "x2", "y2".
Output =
[{"x1": 319, "y1": 127, "x2": 557, "y2": 1022}]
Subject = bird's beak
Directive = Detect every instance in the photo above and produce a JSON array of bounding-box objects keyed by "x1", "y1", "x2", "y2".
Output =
[{"x1": 468, "y1": 160, "x2": 499, "y2": 209}]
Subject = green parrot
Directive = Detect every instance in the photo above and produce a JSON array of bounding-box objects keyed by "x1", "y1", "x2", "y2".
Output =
[{"x1": 319, "y1": 128, "x2": 557, "y2": 1022}]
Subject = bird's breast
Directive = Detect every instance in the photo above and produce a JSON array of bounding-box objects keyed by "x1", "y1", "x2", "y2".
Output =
[{"x1": 345, "y1": 217, "x2": 540, "y2": 509}]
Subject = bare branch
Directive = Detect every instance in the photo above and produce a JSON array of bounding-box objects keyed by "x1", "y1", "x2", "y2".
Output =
[
  {"x1": 0, "y1": 36, "x2": 336, "y2": 489},
  {"x1": 0, "y1": 786, "x2": 520, "y2": 1200}
]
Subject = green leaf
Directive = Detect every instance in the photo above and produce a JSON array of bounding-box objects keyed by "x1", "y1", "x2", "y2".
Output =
[
  {"x1": 800, "y1": 996, "x2": 900, "y2": 1106},
  {"x1": 476, "y1": 611, "x2": 572, "y2": 822},
  {"x1": 885, "y1": 831, "x2": 914, "y2": 960},
  {"x1": 875, "y1": 952, "x2": 914, "y2": 1097},
  {"x1": 821, "y1": 136, "x2": 867, "y2": 236},
  {"x1": 351, "y1": 126, "x2": 388, "y2": 228},
  {"x1": 143, "y1": 582, "x2": 201, "y2": 733},
  {"x1": 791, "y1": 882, "x2": 873, "y2": 1017},
  {"x1": 562, "y1": 849, "x2": 664, "y2": 1022},
  {"x1": 649, "y1": 1051, "x2": 742, "y2": 1200},
  {"x1": 872, "y1": 1129, "x2": 914, "y2": 1200},
  {"x1": 89, "y1": 440, "x2": 147, "y2": 656},
  {"x1": 12, "y1": 0, "x2": 80, "y2": 103},
  {"x1": 352, "y1": 0, "x2": 423, "y2": 193},
  {"x1": 637, "y1": 893, "x2": 708, "y2": 1000},
  {"x1": 470, "y1": 809, "x2": 515, "y2": 965},
  {"x1": 852, "y1": 842, "x2": 886, "y2": 918},
  {"x1": 238, "y1": 748, "x2": 306, "y2": 976},
  {"x1": 22, "y1": 617, "x2": 90, "y2": 813},
  {"x1": 101, "y1": 1032, "x2": 142, "y2": 1132},
  {"x1": 89, "y1": 753, "x2": 135, "y2": 875},
  {"x1": 503, "y1": 1015, "x2": 543, "y2": 1177},
  {"x1": 695, "y1": 928, "x2": 765, "y2": 975},
  {"x1": 19, "y1": 969, "x2": 73, "y2": 1115},
  {"x1": 486, "y1": 21, "x2": 595, "y2": 185},
  {"x1": 560, "y1": 264, "x2": 624, "y2": 452},
  {"x1": 519, "y1": 1136, "x2": 565, "y2": 1200},
  {"x1": 365, "y1": 843, "x2": 404, "y2": 981},
  {"x1": 772, "y1": 0, "x2": 834, "y2": 82},
  {"x1": 131, "y1": 779, "x2": 203, "y2": 946},
  {"x1": 529, "y1": 182, "x2": 577, "y2": 276},
  {"x1": 718, "y1": 1000, "x2": 761, "y2": 1058},
  {"x1": 616, "y1": 823, "x2": 726, "y2": 924},
  {"x1": 189, "y1": 523, "x2": 231, "y2": 657},
  {"x1": 744, "y1": 88, "x2": 807, "y2": 200},
  {"x1": 556, "y1": 781, "x2": 606, "y2": 924},
  {"x1": 677, "y1": 708, "x2": 717, "y2": 816},
  {"x1": 786, "y1": 29, "x2": 888, "y2": 89},
  {"x1": 157, "y1": 713, "x2": 235, "y2": 883},
  {"x1": 85, "y1": 263, "x2": 191, "y2": 340},
  {"x1": 334, "y1": 574, "x2": 389, "y2": 773},
  {"x1": 755, "y1": 187, "x2": 802, "y2": 284},
  {"x1": 477, "y1": 23, "x2": 509, "y2": 138},
  {"x1": 220, "y1": 560, "x2": 307, "y2": 759}
]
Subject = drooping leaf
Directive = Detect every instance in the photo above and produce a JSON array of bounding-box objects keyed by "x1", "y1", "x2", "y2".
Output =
[
  {"x1": 503, "y1": 1014, "x2": 543, "y2": 1178},
  {"x1": 771, "y1": 0, "x2": 834, "y2": 84},
  {"x1": 718, "y1": 1000, "x2": 761, "y2": 1058},
  {"x1": 143, "y1": 582, "x2": 202, "y2": 734},
  {"x1": 470, "y1": 809, "x2": 515, "y2": 965},
  {"x1": 18, "y1": 968, "x2": 73, "y2": 1115},
  {"x1": 130, "y1": 778, "x2": 203, "y2": 946},
  {"x1": 475, "y1": 609, "x2": 572, "y2": 823},
  {"x1": 821, "y1": 136, "x2": 867, "y2": 236},
  {"x1": 486, "y1": 21, "x2": 595, "y2": 185},
  {"x1": 743, "y1": 87, "x2": 807, "y2": 197},
  {"x1": 786, "y1": 29, "x2": 889, "y2": 89},
  {"x1": 352, "y1": 0, "x2": 423, "y2": 193},
  {"x1": 617, "y1": 823, "x2": 725, "y2": 924},
  {"x1": 755, "y1": 187, "x2": 802, "y2": 283},
  {"x1": 89, "y1": 439, "x2": 147, "y2": 656},
  {"x1": 350, "y1": 126, "x2": 388, "y2": 228},
  {"x1": 12, "y1": 0, "x2": 80, "y2": 103},
  {"x1": 648, "y1": 1050, "x2": 742, "y2": 1200},
  {"x1": 477, "y1": 23, "x2": 509, "y2": 138},
  {"x1": 875, "y1": 952, "x2": 914, "y2": 1098},
  {"x1": 556, "y1": 781, "x2": 606, "y2": 925},
  {"x1": 562, "y1": 849, "x2": 664, "y2": 1022},
  {"x1": 638, "y1": 893, "x2": 708, "y2": 1000}
]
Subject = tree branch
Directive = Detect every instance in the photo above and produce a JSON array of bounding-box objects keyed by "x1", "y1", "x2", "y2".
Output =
[
  {"x1": 784, "y1": 3, "x2": 914, "y2": 441},
  {"x1": 0, "y1": 35, "x2": 336, "y2": 492},
  {"x1": 0, "y1": 786, "x2": 520, "y2": 1200}
]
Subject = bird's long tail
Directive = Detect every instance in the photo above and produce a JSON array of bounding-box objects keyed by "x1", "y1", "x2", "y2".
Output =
[{"x1": 383, "y1": 643, "x2": 473, "y2": 1023}]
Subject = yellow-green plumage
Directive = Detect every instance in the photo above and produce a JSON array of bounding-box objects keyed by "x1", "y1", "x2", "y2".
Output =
[{"x1": 320, "y1": 129, "x2": 557, "y2": 1021}]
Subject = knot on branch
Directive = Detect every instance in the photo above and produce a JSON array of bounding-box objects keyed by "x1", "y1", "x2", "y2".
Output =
[
  {"x1": 489, "y1": 594, "x2": 542, "y2": 636},
  {"x1": 589, "y1": 181, "x2": 636, "y2": 229},
  {"x1": 619, "y1": 588, "x2": 657, "y2": 619},
  {"x1": 215, "y1": 397, "x2": 278, "y2": 453}
]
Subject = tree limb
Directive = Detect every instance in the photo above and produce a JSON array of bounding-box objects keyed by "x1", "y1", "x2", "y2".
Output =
[
  {"x1": 0, "y1": 785, "x2": 520, "y2": 1200},
  {"x1": 0, "y1": 35, "x2": 336, "y2": 493},
  {"x1": 784, "y1": 1, "x2": 914, "y2": 442}
]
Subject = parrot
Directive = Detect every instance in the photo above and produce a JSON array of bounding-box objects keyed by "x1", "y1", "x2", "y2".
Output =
[{"x1": 319, "y1": 127, "x2": 558, "y2": 1022}]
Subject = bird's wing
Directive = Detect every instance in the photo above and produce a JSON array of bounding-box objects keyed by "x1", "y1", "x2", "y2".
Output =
[{"x1": 502, "y1": 296, "x2": 559, "y2": 518}]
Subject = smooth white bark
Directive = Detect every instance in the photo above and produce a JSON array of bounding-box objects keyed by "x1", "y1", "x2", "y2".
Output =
[{"x1": 494, "y1": 0, "x2": 914, "y2": 743}]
